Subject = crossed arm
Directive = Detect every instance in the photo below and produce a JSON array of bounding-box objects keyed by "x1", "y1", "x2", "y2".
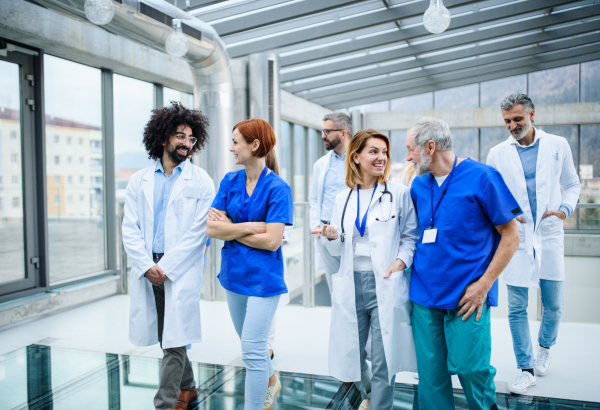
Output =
[{"x1": 206, "y1": 208, "x2": 285, "y2": 252}]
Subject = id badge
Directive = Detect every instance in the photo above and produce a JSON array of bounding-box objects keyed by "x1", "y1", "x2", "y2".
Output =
[
  {"x1": 422, "y1": 229, "x2": 437, "y2": 244},
  {"x1": 355, "y1": 242, "x2": 371, "y2": 257}
]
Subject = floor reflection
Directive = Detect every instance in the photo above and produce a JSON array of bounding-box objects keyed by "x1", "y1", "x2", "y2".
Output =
[{"x1": 0, "y1": 345, "x2": 597, "y2": 410}]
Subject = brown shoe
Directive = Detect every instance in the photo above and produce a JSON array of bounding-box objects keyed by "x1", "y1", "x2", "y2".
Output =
[{"x1": 173, "y1": 388, "x2": 198, "y2": 410}]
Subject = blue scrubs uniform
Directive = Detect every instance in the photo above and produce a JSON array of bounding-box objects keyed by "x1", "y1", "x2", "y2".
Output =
[
  {"x1": 212, "y1": 168, "x2": 293, "y2": 297},
  {"x1": 410, "y1": 158, "x2": 522, "y2": 309},
  {"x1": 409, "y1": 158, "x2": 522, "y2": 410}
]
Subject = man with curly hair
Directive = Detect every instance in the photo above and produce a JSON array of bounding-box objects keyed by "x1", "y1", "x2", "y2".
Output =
[{"x1": 122, "y1": 102, "x2": 215, "y2": 410}]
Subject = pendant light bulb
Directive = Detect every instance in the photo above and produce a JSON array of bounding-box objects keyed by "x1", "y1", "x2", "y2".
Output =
[
  {"x1": 166, "y1": 19, "x2": 189, "y2": 58},
  {"x1": 423, "y1": 0, "x2": 451, "y2": 34},
  {"x1": 84, "y1": 0, "x2": 115, "y2": 25}
]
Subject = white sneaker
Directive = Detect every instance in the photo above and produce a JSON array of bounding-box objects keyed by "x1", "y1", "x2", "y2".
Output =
[
  {"x1": 508, "y1": 371, "x2": 536, "y2": 395},
  {"x1": 263, "y1": 377, "x2": 281, "y2": 410},
  {"x1": 413, "y1": 373, "x2": 419, "y2": 380},
  {"x1": 358, "y1": 399, "x2": 371, "y2": 410},
  {"x1": 534, "y1": 345, "x2": 551, "y2": 376}
]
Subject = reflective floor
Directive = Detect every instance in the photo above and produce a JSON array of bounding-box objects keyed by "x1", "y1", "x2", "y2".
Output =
[{"x1": 0, "y1": 345, "x2": 597, "y2": 410}]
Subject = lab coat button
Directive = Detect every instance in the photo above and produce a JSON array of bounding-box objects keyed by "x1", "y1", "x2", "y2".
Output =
[
  {"x1": 372, "y1": 243, "x2": 377, "y2": 249},
  {"x1": 384, "y1": 330, "x2": 389, "y2": 335}
]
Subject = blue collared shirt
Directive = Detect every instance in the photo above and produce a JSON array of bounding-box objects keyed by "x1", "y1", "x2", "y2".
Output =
[
  {"x1": 515, "y1": 138, "x2": 572, "y2": 225},
  {"x1": 320, "y1": 152, "x2": 346, "y2": 222},
  {"x1": 152, "y1": 160, "x2": 184, "y2": 253}
]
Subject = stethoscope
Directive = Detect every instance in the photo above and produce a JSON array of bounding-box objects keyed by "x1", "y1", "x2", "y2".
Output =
[{"x1": 339, "y1": 183, "x2": 395, "y2": 242}]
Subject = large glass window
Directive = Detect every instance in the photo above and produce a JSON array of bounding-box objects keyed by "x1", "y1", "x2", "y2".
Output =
[
  {"x1": 293, "y1": 124, "x2": 306, "y2": 201},
  {"x1": 580, "y1": 60, "x2": 600, "y2": 103},
  {"x1": 451, "y1": 129, "x2": 479, "y2": 161},
  {"x1": 0, "y1": 60, "x2": 25, "y2": 286},
  {"x1": 348, "y1": 101, "x2": 390, "y2": 113},
  {"x1": 279, "y1": 121, "x2": 291, "y2": 186},
  {"x1": 480, "y1": 128, "x2": 508, "y2": 164},
  {"x1": 390, "y1": 130, "x2": 407, "y2": 181},
  {"x1": 44, "y1": 55, "x2": 105, "y2": 284},
  {"x1": 163, "y1": 87, "x2": 193, "y2": 108},
  {"x1": 390, "y1": 93, "x2": 433, "y2": 111},
  {"x1": 579, "y1": 125, "x2": 600, "y2": 229},
  {"x1": 480, "y1": 75, "x2": 527, "y2": 108},
  {"x1": 113, "y1": 75, "x2": 154, "y2": 204},
  {"x1": 434, "y1": 84, "x2": 479, "y2": 110},
  {"x1": 528, "y1": 65, "x2": 579, "y2": 105}
]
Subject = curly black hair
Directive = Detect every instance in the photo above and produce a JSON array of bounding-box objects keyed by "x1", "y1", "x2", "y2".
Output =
[{"x1": 142, "y1": 101, "x2": 210, "y2": 160}]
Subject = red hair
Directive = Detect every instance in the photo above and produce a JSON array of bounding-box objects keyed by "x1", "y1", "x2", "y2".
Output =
[{"x1": 233, "y1": 118, "x2": 276, "y2": 158}]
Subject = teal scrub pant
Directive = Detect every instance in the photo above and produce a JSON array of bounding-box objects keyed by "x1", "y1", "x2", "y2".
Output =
[{"x1": 412, "y1": 301, "x2": 497, "y2": 410}]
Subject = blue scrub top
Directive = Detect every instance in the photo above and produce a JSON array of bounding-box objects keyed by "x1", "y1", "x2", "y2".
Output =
[
  {"x1": 212, "y1": 168, "x2": 293, "y2": 297},
  {"x1": 410, "y1": 159, "x2": 522, "y2": 310}
]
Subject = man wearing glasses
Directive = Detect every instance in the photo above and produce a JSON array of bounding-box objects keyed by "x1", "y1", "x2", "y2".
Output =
[
  {"x1": 310, "y1": 112, "x2": 353, "y2": 293},
  {"x1": 122, "y1": 102, "x2": 214, "y2": 410}
]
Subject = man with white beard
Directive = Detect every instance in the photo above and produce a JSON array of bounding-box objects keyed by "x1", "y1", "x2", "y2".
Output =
[
  {"x1": 487, "y1": 94, "x2": 580, "y2": 395},
  {"x1": 405, "y1": 117, "x2": 521, "y2": 410}
]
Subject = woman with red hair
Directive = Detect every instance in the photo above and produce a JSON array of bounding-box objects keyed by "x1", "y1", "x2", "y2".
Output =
[{"x1": 207, "y1": 118, "x2": 293, "y2": 410}]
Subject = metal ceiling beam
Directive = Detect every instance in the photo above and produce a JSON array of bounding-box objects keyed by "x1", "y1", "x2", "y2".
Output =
[
  {"x1": 284, "y1": 8, "x2": 600, "y2": 93},
  {"x1": 225, "y1": 0, "x2": 480, "y2": 57},
  {"x1": 313, "y1": 42, "x2": 600, "y2": 108},
  {"x1": 280, "y1": 0, "x2": 584, "y2": 67},
  {"x1": 186, "y1": 0, "x2": 229, "y2": 10},
  {"x1": 191, "y1": 0, "x2": 288, "y2": 18},
  {"x1": 212, "y1": 0, "x2": 365, "y2": 37},
  {"x1": 280, "y1": 0, "x2": 584, "y2": 82},
  {"x1": 221, "y1": 1, "x2": 396, "y2": 46},
  {"x1": 293, "y1": 23, "x2": 600, "y2": 99}
]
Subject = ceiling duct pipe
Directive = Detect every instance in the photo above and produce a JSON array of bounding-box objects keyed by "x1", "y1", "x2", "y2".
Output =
[{"x1": 30, "y1": 0, "x2": 235, "y2": 184}]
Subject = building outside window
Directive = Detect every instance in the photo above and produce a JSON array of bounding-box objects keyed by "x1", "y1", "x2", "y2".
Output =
[{"x1": 44, "y1": 54, "x2": 105, "y2": 284}]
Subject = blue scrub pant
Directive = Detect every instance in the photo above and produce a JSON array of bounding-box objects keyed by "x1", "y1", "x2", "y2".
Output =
[
  {"x1": 226, "y1": 290, "x2": 280, "y2": 410},
  {"x1": 354, "y1": 271, "x2": 394, "y2": 410},
  {"x1": 412, "y1": 301, "x2": 496, "y2": 410},
  {"x1": 507, "y1": 280, "x2": 564, "y2": 369}
]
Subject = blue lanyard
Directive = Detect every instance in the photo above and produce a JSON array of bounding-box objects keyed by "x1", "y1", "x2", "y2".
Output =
[
  {"x1": 241, "y1": 166, "x2": 268, "y2": 222},
  {"x1": 429, "y1": 156, "x2": 457, "y2": 229},
  {"x1": 355, "y1": 183, "x2": 378, "y2": 237}
]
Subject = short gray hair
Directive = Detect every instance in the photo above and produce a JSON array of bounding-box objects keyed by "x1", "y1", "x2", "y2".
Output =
[
  {"x1": 323, "y1": 112, "x2": 352, "y2": 136},
  {"x1": 409, "y1": 116, "x2": 453, "y2": 151},
  {"x1": 500, "y1": 93, "x2": 535, "y2": 113}
]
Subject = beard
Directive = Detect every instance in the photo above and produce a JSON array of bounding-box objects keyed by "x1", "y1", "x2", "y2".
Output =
[
  {"x1": 325, "y1": 134, "x2": 342, "y2": 151},
  {"x1": 166, "y1": 141, "x2": 189, "y2": 164},
  {"x1": 415, "y1": 147, "x2": 432, "y2": 176},
  {"x1": 510, "y1": 121, "x2": 532, "y2": 141}
]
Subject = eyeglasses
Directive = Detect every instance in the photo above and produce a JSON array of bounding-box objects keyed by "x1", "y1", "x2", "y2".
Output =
[
  {"x1": 173, "y1": 133, "x2": 197, "y2": 146},
  {"x1": 322, "y1": 129, "x2": 344, "y2": 137}
]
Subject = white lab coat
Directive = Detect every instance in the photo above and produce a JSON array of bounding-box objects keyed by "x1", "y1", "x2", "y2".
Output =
[
  {"x1": 325, "y1": 181, "x2": 419, "y2": 383},
  {"x1": 487, "y1": 128, "x2": 580, "y2": 288},
  {"x1": 122, "y1": 159, "x2": 215, "y2": 349},
  {"x1": 309, "y1": 151, "x2": 335, "y2": 270}
]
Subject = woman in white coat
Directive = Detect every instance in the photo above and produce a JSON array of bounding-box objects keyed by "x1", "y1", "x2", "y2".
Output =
[{"x1": 318, "y1": 129, "x2": 419, "y2": 410}]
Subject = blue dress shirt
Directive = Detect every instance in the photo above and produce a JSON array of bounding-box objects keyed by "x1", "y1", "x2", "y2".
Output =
[
  {"x1": 516, "y1": 139, "x2": 572, "y2": 226},
  {"x1": 152, "y1": 160, "x2": 184, "y2": 254},
  {"x1": 320, "y1": 152, "x2": 346, "y2": 222}
]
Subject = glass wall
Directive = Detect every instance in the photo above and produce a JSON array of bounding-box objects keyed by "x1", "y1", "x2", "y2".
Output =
[
  {"x1": 528, "y1": 64, "x2": 579, "y2": 105},
  {"x1": 163, "y1": 87, "x2": 193, "y2": 108},
  {"x1": 292, "y1": 124, "x2": 306, "y2": 201},
  {"x1": 580, "y1": 125, "x2": 600, "y2": 228},
  {"x1": 113, "y1": 75, "x2": 154, "y2": 204},
  {"x1": 391, "y1": 93, "x2": 433, "y2": 111},
  {"x1": 480, "y1": 75, "x2": 527, "y2": 108},
  {"x1": 434, "y1": 84, "x2": 479, "y2": 110},
  {"x1": 0, "y1": 60, "x2": 25, "y2": 286},
  {"x1": 44, "y1": 55, "x2": 105, "y2": 284},
  {"x1": 581, "y1": 60, "x2": 600, "y2": 103}
]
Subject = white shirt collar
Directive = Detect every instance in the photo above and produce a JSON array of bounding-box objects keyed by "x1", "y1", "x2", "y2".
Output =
[{"x1": 509, "y1": 127, "x2": 543, "y2": 147}]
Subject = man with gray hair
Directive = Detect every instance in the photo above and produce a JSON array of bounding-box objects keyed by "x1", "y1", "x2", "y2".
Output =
[
  {"x1": 487, "y1": 94, "x2": 580, "y2": 395},
  {"x1": 406, "y1": 117, "x2": 521, "y2": 409}
]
